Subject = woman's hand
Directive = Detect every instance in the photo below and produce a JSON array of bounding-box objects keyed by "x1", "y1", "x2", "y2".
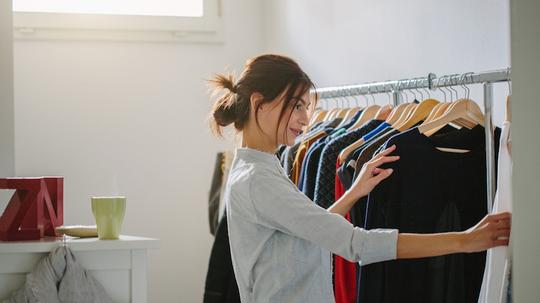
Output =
[
  {"x1": 461, "y1": 212, "x2": 512, "y2": 253},
  {"x1": 347, "y1": 145, "x2": 399, "y2": 200}
]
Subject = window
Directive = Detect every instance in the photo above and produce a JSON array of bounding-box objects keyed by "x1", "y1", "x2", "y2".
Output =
[{"x1": 12, "y1": 0, "x2": 222, "y2": 42}]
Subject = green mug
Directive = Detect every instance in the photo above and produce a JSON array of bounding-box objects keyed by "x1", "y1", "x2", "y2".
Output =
[{"x1": 91, "y1": 196, "x2": 126, "y2": 240}]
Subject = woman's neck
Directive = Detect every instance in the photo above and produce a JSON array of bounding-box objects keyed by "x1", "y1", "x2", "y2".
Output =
[{"x1": 241, "y1": 126, "x2": 277, "y2": 153}]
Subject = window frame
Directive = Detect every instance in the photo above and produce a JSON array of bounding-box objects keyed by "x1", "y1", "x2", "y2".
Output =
[{"x1": 12, "y1": 0, "x2": 223, "y2": 42}]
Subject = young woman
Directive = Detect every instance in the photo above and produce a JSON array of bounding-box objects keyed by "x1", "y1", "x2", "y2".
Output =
[{"x1": 209, "y1": 54, "x2": 511, "y2": 303}]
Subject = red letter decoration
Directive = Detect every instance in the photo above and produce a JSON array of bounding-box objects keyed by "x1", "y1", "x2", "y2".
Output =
[{"x1": 0, "y1": 177, "x2": 64, "y2": 241}]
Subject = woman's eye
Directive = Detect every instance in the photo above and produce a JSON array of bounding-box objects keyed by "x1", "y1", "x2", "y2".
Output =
[{"x1": 295, "y1": 104, "x2": 303, "y2": 110}]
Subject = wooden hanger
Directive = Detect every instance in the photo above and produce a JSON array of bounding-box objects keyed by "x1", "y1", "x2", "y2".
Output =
[
  {"x1": 390, "y1": 103, "x2": 416, "y2": 129},
  {"x1": 338, "y1": 102, "x2": 405, "y2": 162},
  {"x1": 385, "y1": 103, "x2": 408, "y2": 125},
  {"x1": 436, "y1": 98, "x2": 483, "y2": 131},
  {"x1": 334, "y1": 108, "x2": 351, "y2": 120},
  {"x1": 423, "y1": 102, "x2": 448, "y2": 124},
  {"x1": 374, "y1": 105, "x2": 393, "y2": 121},
  {"x1": 417, "y1": 98, "x2": 484, "y2": 137},
  {"x1": 338, "y1": 105, "x2": 389, "y2": 162},
  {"x1": 323, "y1": 108, "x2": 339, "y2": 121},
  {"x1": 394, "y1": 99, "x2": 439, "y2": 131},
  {"x1": 347, "y1": 105, "x2": 381, "y2": 131},
  {"x1": 308, "y1": 109, "x2": 326, "y2": 127},
  {"x1": 337, "y1": 107, "x2": 362, "y2": 128}
]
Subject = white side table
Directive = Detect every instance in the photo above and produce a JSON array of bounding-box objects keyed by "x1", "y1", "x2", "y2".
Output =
[{"x1": 0, "y1": 235, "x2": 159, "y2": 303}]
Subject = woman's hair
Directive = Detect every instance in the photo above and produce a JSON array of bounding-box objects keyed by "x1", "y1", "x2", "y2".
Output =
[{"x1": 208, "y1": 54, "x2": 316, "y2": 139}]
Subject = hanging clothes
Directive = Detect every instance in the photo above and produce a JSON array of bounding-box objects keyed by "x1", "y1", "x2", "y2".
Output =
[
  {"x1": 291, "y1": 131, "x2": 327, "y2": 185},
  {"x1": 281, "y1": 118, "x2": 343, "y2": 179},
  {"x1": 357, "y1": 126, "x2": 492, "y2": 303},
  {"x1": 300, "y1": 126, "x2": 345, "y2": 199},
  {"x1": 313, "y1": 119, "x2": 383, "y2": 209},
  {"x1": 478, "y1": 121, "x2": 513, "y2": 303},
  {"x1": 208, "y1": 152, "x2": 226, "y2": 236},
  {"x1": 334, "y1": 158, "x2": 358, "y2": 303},
  {"x1": 204, "y1": 211, "x2": 241, "y2": 303},
  {"x1": 5, "y1": 246, "x2": 112, "y2": 303}
]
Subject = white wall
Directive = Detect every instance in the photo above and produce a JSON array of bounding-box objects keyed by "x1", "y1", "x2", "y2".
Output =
[
  {"x1": 13, "y1": 0, "x2": 263, "y2": 301},
  {"x1": 263, "y1": 0, "x2": 510, "y2": 125},
  {"x1": 510, "y1": 0, "x2": 540, "y2": 301},
  {"x1": 0, "y1": 0, "x2": 15, "y2": 208},
  {"x1": 0, "y1": 1, "x2": 14, "y2": 174}
]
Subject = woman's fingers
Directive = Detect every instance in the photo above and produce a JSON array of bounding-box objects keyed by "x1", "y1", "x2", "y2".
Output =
[
  {"x1": 378, "y1": 144, "x2": 397, "y2": 157},
  {"x1": 371, "y1": 168, "x2": 393, "y2": 184},
  {"x1": 494, "y1": 218, "x2": 511, "y2": 229},
  {"x1": 492, "y1": 239, "x2": 510, "y2": 247},
  {"x1": 493, "y1": 228, "x2": 511, "y2": 239},
  {"x1": 369, "y1": 155, "x2": 400, "y2": 169},
  {"x1": 373, "y1": 168, "x2": 383, "y2": 175},
  {"x1": 372, "y1": 145, "x2": 396, "y2": 161},
  {"x1": 488, "y1": 212, "x2": 512, "y2": 222}
]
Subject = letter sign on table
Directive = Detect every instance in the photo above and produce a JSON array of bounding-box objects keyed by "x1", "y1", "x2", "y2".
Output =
[{"x1": 0, "y1": 177, "x2": 63, "y2": 241}]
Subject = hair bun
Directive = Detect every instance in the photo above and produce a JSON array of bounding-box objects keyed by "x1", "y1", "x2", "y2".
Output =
[
  {"x1": 213, "y1": 95, "x2": 238, "y2": 127},
  {"x1": 212, "y1": 73, "x2": 237, "y2": 93}
]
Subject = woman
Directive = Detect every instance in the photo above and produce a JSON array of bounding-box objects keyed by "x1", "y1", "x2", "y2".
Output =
[{"x1": 209, "y1": 54, "x2": 511, "y2": 303}]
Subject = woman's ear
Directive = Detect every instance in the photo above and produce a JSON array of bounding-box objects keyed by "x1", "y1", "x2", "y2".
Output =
[{"x1": 250, "y1": 92, "x2": 264, "y2": 112}]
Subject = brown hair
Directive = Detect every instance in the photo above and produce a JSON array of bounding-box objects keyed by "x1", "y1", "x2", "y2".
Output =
[{"x1": 208, "y1": 54, "x2": 316, "y2": 141}]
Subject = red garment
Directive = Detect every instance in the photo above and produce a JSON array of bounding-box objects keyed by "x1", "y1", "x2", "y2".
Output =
[{"x1": 333, "y1": 159, "x2": 357, "y2": 303}]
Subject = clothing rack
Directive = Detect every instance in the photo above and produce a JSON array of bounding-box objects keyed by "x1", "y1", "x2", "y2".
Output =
[{"x1": 311, "y1": 68, "x2": 511, "y2": 213}]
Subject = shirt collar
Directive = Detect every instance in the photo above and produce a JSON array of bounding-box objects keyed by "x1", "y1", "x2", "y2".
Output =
[{"x1": 236, "y1": 147, "x2": 281, "y2": 167}]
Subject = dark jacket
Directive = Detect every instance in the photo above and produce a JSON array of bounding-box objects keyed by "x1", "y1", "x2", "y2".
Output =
[{"x1": 203, "y1": 212, "x2": 240, "y2": 303}]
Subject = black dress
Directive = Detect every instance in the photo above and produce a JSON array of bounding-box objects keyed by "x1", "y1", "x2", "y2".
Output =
[{"x1": 358, "y1": 126, "x2": 489, "y2": 303}]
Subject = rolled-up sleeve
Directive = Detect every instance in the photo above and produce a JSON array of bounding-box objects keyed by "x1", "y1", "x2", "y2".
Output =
[{"x1": 248, "y1": 168, "x2": 398, "y2": 265}]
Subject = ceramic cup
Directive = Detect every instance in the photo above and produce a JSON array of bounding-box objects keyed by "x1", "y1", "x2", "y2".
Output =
[{"x1": 91, "y1": 196, "x2": 126, "y2": 240}]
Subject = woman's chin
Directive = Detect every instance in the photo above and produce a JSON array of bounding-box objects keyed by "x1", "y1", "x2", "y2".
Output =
[{"x1": 279, "y1": 138, "x2": 296, "y2": 147}]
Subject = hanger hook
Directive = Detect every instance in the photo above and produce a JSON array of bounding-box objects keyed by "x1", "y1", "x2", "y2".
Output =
[
  {"x1": 438, "y1": 75, "x2": 447, "y2": 102},
  {"x1": 410, "y1": 79, "x2": 418, "y2": 101},
  {"x1": 367, "y1": 84, "x2": 372, "y2": 106},
  {"x1": 410, "y1": 79, "x2": 416, "y2": 101},
  {"x1": 355, "y1": 88, "x2": 361, "y2": 107},
  {"x1": 442, "y1": 75, "x2": 452, "y2": 101},
  {"x1": 447, "y1": 75, "x2": 455, "y2": 100},
  {"x1": 413, "y1": 78, "x2": 423, "y2": 100},
  {"x1": 406, "y1": 79, "x2": 412, "y2": 102},
  {"x1": 339, "y1": 89, "x2": 347, "y2": 108},
  {"x1": 444, "y1": 75, "x2": 453, "y2": 101},
  {"x1": 370, "y1": 83, "x2": 377, "y2": 105},
  {"x1": 346, "y1": 91, "x2": 354, "y2": 108},
  {"x1": 448, "y1": 75, "x2": 455, "y2": 100},
  {"x1": 396, "y1": 80, "x2": 402, "y2": 103},
  {"x1": 465, "y1": 72, "x2": 474, "y2": 99},
  {"x1": 400, "y1": 80, "x2": 407, "y2": 103},
  {"x1": 455, "y1": 74, "x2": 464, "y2": 99},
  {"x1": 451, "y1": 74, "x2": 460, "y2": 100},
  {"x1": 458, "y1": 73, "x2": 467, "y2": 99},
  {"x1": 421, "y1": 76, "x2": 431, "y2": 99},
  {"x1": 385, "y1": 83, "x2": 392, "y2": 105}
]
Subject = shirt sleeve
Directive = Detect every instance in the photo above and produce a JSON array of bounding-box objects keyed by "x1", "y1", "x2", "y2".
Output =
[{"x1": 248, "y1": 168, "x2": 398, "y2": 265}]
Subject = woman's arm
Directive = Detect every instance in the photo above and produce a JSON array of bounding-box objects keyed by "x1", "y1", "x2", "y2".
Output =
[
  {"x1": 328, "y1": 144, "x2": 511, "y2": 256},
  {"x1": 397, "y1": 211, "x2": 511, "y2": 258}
]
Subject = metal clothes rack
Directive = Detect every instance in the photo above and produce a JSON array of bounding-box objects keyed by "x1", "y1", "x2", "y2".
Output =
[{"x1": 312, "y1": 68, "x2": 511, "y2": 213}]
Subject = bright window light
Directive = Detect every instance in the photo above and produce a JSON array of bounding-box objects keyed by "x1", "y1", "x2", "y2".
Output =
[{"x1": 13, "y1": 0, "x2": 204, "y2": 17}]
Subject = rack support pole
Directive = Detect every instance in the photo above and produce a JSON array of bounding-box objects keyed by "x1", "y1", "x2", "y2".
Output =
[{"x1": 483, "y1": 82, "x2": 496, "y2": 213}]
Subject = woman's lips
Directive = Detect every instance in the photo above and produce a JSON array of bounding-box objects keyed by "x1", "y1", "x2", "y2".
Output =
[{"x1": 289, "y1": 128, "x2": 302, "y2": 137}]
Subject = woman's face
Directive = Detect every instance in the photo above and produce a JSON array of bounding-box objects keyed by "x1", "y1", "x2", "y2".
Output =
[{"x1": 257, "y1": 91, "x2": 311, "y2": 147}]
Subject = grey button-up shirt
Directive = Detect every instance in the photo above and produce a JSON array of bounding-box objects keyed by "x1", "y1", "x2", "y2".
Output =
[{"x1": 225, "y1": 147, "x2": 398, "y2": 303}]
